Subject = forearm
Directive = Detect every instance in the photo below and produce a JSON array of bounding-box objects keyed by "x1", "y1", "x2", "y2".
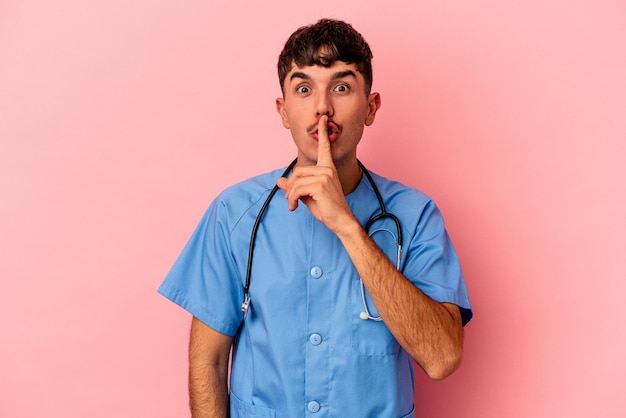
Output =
[
  {"x1": 189, "y1": 363, "x2": 229, "y2": 418},
  {"x1": 188, "y1": 317, "x2": 232, "y2": 418},
  {"x1": 337, "y1": 219, "x2": 464, "y2": 379}
]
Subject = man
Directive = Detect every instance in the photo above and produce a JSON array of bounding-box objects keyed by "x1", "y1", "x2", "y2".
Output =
[{"x1": 159, "y1": 19, "x2": 472, "y2": 417}]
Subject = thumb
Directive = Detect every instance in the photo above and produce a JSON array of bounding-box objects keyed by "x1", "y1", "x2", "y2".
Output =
[{"x1": 276, "y1": 176, "x2": 288, "y2": 192}]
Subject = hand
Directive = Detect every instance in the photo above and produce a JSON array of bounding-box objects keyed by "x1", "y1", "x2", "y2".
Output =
[{"x1": 276, "y1": 116, "x2": 355, "y2": 233}]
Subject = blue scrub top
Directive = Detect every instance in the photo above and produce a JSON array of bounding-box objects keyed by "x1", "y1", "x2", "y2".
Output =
[{"x1": 158, "y1": 166, "x2": 472, "y2": 418}]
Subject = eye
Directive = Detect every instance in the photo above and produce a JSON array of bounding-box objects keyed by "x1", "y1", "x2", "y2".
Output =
[
  {"x1": 334, "y1": 83, "x2": 350, "y2": 93},
  {"x1": 296, "y1": 85, "x2": 310, "y2": 94}
]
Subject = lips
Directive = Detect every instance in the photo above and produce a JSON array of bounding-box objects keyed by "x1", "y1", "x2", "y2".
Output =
[{"x1": 310, "y1": 121, "x2": 341, "y2": 142}]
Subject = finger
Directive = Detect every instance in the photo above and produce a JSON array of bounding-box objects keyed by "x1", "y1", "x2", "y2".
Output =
[
  {"x1": 276, "y1": 177, "x2": 299, "y2": 211},
  {"x1": 316, "y1": 115, "x2": 334, "y2": 167},
  {"x1": 281, "y1": 175, "x2": 322, "y2": 214},
  {"x1": 279, "y1": 172, "x2": 327, "y2": 213}
]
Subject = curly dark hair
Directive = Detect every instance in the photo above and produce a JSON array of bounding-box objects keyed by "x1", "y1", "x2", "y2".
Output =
[{"x1": 277, "y1": 19, "x2": 373, "y2": 95}]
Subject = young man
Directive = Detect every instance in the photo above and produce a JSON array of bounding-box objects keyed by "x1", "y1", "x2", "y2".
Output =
[{"x1": 159, "y1": 19, "x2": 472, "y2": 417}]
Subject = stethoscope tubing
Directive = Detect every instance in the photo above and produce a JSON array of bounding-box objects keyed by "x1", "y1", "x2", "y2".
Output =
[
  {"x1": 241, "y1": 158, "x2": 297, "y2": 314},
  {"x1": 358, "y1": 160, "x2": 403, "y2": 249}
]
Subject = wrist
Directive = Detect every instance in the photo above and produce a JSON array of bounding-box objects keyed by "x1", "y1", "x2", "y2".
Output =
[{"x1": 334, "y1": 215, "x2": 367, "y2": 244}]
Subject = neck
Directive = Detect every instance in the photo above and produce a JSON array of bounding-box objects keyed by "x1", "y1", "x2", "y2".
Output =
[{"x1": 332, "y1": 157, "x2": 362, "y2": 195}]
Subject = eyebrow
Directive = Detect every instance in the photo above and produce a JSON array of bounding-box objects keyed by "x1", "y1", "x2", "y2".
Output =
[
  {"x1": 331, "y1": 70, "x2": 357, "y2": 80},
  {"x1": 289, "y1": 69, "x2": 358, "y2": 82},
  {"x1": 290, "y1": 71, "x2": 311, "y2": 81}
]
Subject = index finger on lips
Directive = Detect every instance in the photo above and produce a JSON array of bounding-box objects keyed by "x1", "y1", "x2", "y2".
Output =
[{"x1": 316, "y1": 115, "x2": 334, "y2": 167}]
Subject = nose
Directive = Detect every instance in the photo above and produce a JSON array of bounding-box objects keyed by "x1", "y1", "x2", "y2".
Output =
[{"x1": 315, "y1": 91, "x2": 333, "y2": 117}]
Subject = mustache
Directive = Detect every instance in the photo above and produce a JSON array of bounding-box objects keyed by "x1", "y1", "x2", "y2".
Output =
[{"x1": 307, "y1": 119, "x2": 342, "y2": 134}]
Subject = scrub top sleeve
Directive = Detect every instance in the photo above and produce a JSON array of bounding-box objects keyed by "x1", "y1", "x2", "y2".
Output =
[
  {"x1": 402, "y1": 200, "x2": 473, "y2": 325},
  {"x1": 158, "y1": 199, "x2": 244, "y2": 336}
]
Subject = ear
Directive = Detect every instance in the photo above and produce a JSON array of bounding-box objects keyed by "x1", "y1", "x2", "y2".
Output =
[
  {"x1": 276, "y1": 97, "x2": 290, "y2": 129},
  {"x1": 364, "y1": 92, "x2": 381, "y2": 126}
]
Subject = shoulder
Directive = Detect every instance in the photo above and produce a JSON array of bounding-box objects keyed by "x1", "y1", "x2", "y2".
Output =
[
  {"x1": 208, "y1": 166, "x2": 287, "y2": 225},
  {"x1": 366, "y1": 170, "x2": 434, "y2": 210},
  {"x1": 218, "y1": 167, "x2": 284, "y2": 203},
  {"x1": 364, "y1": 170, "x2": 446, "y2": 234}
]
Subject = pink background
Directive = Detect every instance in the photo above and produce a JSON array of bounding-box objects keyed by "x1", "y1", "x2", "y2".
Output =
[{"x1": 1, "y1": 0, "x2": 625, "y2": 416}]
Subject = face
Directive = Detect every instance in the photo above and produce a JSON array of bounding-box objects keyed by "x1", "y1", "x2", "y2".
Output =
[{"x1": 276, "y1": 61, "x2": 381, "y2": 167}]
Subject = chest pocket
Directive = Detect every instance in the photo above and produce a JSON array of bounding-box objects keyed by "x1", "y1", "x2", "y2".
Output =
[{"x1": 350, "y1": 278, "x2": 400, "y2": 356}]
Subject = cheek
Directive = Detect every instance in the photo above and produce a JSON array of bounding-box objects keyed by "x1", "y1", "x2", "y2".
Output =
[
  {"x1": 345, "y1": 108, "x2": 368, "y2": 131},
  {"x1": 347, "y1": 124, "x2": 366, "y2": 141},
  {"x1": 283, "y1": 106, "x2": 305, "y2": 128}
]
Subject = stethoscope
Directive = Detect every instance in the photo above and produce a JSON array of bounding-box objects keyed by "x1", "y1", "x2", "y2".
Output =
[{"x1": 241, "y1": 158, "x2": 403, "y2": 322}]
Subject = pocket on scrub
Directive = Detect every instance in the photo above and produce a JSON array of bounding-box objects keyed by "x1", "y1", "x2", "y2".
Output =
[
  {"x1": 400, "y1": 405, "x2": 416, "y2": 417},
  {"x1": 350, "y1": 278, "x2": 400, "y2": 355},
  {"x1": 230, "y1": 391, "x2": 276, "y2": 418}
]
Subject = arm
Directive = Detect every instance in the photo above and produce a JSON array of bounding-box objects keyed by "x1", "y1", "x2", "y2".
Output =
[
  {"x1": 277, "y1": 116, "x2": 464, "y2": 380},
  {"x1": 337, "y1": 222, "x2": 463, "y2": 380},
  {"x1": 189, "y1": 317, "x2": 233, "y2": 418}
]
